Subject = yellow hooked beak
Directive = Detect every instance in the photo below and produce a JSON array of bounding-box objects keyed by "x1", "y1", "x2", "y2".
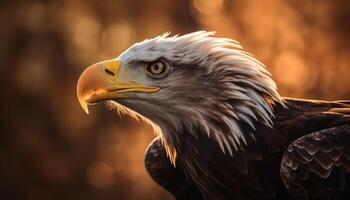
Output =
[{"x1": 77, "y1": 59, "x2": 160, "y2": 114}]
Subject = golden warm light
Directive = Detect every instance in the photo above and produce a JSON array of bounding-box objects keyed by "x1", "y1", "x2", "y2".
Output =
[{"x1": 2, "y1": 0, "x2": 350, "y2": 200}]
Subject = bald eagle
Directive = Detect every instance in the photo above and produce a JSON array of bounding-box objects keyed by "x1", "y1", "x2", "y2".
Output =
[{"x1": 77, "y1": 32, "x2": 350, "y2": 200}]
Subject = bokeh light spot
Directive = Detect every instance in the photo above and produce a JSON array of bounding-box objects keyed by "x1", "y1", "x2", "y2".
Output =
[
  {"x1": 193, "y1": 0, "x2": 224, "y2": 15},
  {"x1": 274, "y1": 52, "x2": 314, "y2": 91}
]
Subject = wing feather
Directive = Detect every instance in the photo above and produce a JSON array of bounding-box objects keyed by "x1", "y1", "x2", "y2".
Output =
[{"x1": 281, "y1": 124, "x2": 350, "y2": 199}]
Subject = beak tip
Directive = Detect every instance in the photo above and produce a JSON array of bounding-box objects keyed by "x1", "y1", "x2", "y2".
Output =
[
  {"x1": 77, "y1": 81, "x2": 90, "y2": 115},
  {"x1": 84, "y1": 108, "x2": 90, "y2": 115},
  {"x1": 78, "y1": 96, "x2": 90, "y2": 115},
  {"x1": 82, "y1": 103, "x2": 90, "y2": 115}
]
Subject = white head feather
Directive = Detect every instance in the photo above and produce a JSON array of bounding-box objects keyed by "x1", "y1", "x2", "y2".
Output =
[{"x1": 109, "y1": 31, "x2": 285, "y2": 164}]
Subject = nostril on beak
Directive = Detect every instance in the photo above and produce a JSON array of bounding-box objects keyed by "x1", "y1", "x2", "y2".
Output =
[{"x1": 104, "y1": 68, "x2": 115, "y2": 77}]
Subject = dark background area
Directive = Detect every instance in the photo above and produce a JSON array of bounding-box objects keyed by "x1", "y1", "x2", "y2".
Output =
[{"x1": 1, "y1": 0, "x2": 350, "y2": 199}]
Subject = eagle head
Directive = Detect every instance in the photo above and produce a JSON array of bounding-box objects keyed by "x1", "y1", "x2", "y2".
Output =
[{"x1": 77, "y1": 31, "x2": 284, "y2": 164}]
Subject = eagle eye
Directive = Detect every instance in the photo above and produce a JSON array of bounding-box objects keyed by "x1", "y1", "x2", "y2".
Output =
[{"x1": 145, "y1": 60, "x2": 171, "y2": 78}]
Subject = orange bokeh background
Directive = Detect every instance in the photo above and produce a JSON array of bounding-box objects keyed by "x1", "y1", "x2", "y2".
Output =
[{"x1": 1, "y1": 0, "x2": 350, "y2": 199}]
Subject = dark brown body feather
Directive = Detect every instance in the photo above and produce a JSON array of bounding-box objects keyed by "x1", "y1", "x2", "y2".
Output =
[{"x1": 145, "y1": 98, "x2": 350, "y2": 200}]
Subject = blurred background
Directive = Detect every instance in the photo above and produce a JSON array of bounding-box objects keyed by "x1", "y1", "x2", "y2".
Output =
[{"x1": 1, "y1": 0, "x2": 350, "y2": 199}]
